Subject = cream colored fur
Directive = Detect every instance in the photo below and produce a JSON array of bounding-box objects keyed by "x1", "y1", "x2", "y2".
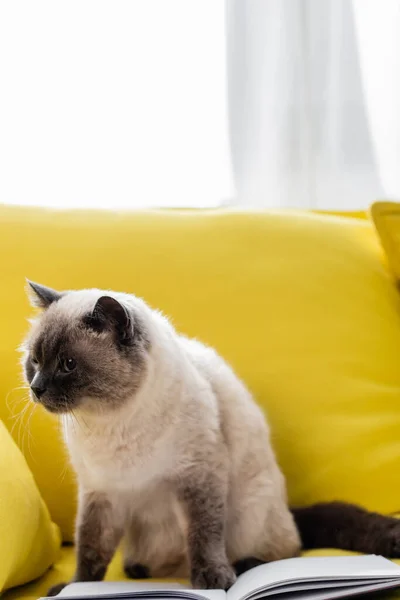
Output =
[{"x1": 52, "y1": 290, "x2": 300, "y2": 578}]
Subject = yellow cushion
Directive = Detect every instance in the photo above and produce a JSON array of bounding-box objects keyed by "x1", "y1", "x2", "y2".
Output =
[
  {"x1": 0, "y1": 420, "x2": 61, "y2": 592},
  {"x1": 1, "y1": 205, "x2": 400, "y2": 545},
  {"x1": 370, "y1": 201, "x2": 400, "y2": 279},
  {"x1": 3, "y1": 547, "x2": 125, "y2": 600}
]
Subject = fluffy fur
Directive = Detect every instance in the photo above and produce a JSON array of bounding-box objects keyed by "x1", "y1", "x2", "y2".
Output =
[
  {"x1": 22, "y1": 283, "x2": 299, "y2": 593},
  {"x1": 22, "y1": 283, "x2": 400, "y2": 596}
]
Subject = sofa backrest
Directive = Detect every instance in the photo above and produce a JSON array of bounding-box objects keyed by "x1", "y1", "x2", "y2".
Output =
[{"x1": 1, "y1": 205, "x2": 399, "y2": 541}]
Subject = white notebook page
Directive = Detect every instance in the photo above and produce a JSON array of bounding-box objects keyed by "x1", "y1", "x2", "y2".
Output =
[
  {"x1": 227, "y1": 556, "x2": 400, "y2": 600},
  {"x1": 270, "y1": 580, "x2": 400, "y2": 600},
  {"x1": 57, "y1": 581, "x2": 225, "y2": 600}
]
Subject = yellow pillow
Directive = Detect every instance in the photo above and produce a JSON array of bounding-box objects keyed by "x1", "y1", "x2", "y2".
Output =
[
  {"x1": 1, "y1": 205, "x2": 400, "y2": 542},
  {"x1": 370, "y1": 201, "x2": 400, "y2": 280},
  {"x1": 0, "y1": 420, "x2": 61, "y2": 592}
]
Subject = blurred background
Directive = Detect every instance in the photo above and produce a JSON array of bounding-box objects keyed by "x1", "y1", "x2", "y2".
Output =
[{"x1": 0, "y1": 0, "x2": 399, "y2": 211}]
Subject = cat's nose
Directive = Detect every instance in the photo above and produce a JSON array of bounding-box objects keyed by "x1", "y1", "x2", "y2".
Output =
[
  {"x1": 31, "y1": 383, "x2": 47, "y2": 399},
  {"x1": 31, "y1": 371, "x2": 47, "y2": 400},
  {"x1": 31, "y1": 373, "x2": 48, "y2": 399}
]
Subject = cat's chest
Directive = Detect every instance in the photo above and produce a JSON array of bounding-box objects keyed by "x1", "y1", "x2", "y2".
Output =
[{"x1": 63, "y1": 417, "x2": 173, "y2": 492}]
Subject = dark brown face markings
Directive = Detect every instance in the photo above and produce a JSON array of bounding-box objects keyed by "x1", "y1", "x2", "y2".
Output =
[
  {"x1": 37, "y1": 323, "x2": 69, "y2": 365},
  {"x1": 23, "y1": 300, "x2": 151, "y2": 414},
  {"x1": 24, "y1": 355, "x2": 35, "y2": 384},
  {"x1": 31, "y1": 337, "x2": 42, "y2": 364},
  {"x1": 177, "y1": 471, "x2": 236, "y2": 590},
  {"x1": 81, "y1": 299, "x2": 151, "y2": 354}
]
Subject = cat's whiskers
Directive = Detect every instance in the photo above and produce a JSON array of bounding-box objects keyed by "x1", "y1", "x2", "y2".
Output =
[
  {"x1": 8, "y1": 394, "x2": 37, "y2": 464},
  {"x1": 5, "y1": 384, "x2": 30, "y2": 412},
  {"x1": 70, "y1": 409, "x2": 78, "y2": 436},
  {"x1": 9, "y1": 401, "x2": 31, "y2": 420},
  {"x1": 77, "y1": 412, "x2": 91, "y2": 433},
  {"x1": 20, "y1": 403, "x2": 34, "y2": 455},
  {"x1": 10, "y1": 398, "x2": 31, "y2": 448},
  {"x1": 24, "y1": 402, "x2": 38, "y2": 462},
  {"x1": 6, "y1": 386, "x2": 35, "y2": 456},
  {"x1": 57, "y1": 462, "x2": 69, "y2": 486},
  {"x1": 69, "y1": 407, "x2": 92, "y2": 436}
]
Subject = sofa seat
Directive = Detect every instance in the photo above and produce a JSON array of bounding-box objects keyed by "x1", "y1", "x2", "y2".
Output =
[{"x1": 2, "y1": 205, "x2": 400, "y2": 597}]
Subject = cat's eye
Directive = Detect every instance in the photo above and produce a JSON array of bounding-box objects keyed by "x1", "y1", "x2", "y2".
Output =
[
  {"x1": 62, "y1": 358, "x2": 77, "y2": 373},
  {"x1": 31, "y1": 356, "x2": 38, "y2": 366}
]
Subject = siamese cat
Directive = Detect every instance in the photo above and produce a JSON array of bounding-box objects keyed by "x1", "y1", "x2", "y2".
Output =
[{"x1": 21, "y1": 282, "x2": 400, "y2": 597}]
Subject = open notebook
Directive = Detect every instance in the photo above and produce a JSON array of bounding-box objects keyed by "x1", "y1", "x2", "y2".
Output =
[{"x1": 43, "y1": 555, "x2": 400, "y2": 600}]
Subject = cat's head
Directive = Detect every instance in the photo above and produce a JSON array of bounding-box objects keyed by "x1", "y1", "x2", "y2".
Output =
[{"x1": 21, "y1": 282, "x2": 150, "y2": 415}]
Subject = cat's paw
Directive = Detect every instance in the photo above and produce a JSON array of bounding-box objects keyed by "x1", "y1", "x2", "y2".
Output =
[
  {"x1": 191, "y1": 563, "x2": 237, "y2": 590},
  {"x1": 47, "y1": 582, "x2": 67, "y2": 596},
  {"x1": 124, "y1": 562, "x2": 151, "y2": 579}
]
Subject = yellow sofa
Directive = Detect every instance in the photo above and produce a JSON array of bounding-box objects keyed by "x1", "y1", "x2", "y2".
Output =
[{"x1": 1, "y1": 204, "x2": 400, "y2": 599}]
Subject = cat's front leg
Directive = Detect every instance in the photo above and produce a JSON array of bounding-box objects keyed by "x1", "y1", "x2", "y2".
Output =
[
  {"x1": 47, "y1": 490, "x2": 123, "y2": 596},
  {"x1": 177, "y1": 470, "x2": 236, "y2": 590}
]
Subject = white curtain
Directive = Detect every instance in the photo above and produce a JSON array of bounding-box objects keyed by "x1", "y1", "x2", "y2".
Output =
[
  {"x1": 0, "y1": 1, "x2": 233, "y2": 209},
  {"x1": 1, "y1": 1, "x2": 400, "y2": 210},
  {"x1": 352, "y1": 0, "x2": 400, "y2": 203},
  {"x1": 227, "y1": 0, "x2": 400, "y2": 209}
]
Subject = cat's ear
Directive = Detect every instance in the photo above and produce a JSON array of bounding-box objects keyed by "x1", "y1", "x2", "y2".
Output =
[
  {"x1": 26, "y1": 280, "x2": 63, "y2": 309},
  {"x1": 88, "y1": 296, "x2": 133, "y2": 343}
]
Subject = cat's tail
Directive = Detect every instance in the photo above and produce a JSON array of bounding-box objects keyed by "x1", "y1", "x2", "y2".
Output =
[{"x1": 291, "y1": 501, "x2": 400, "y2": 557}]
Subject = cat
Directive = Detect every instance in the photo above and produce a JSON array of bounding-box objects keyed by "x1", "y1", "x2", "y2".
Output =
[{"x1": 21, "y1": 282, "x2": 400, "y2": 597}]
